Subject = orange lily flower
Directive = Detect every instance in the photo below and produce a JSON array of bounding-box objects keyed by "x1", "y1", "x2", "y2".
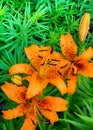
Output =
[
  {"x1": 60, "y1": 33, "x2": 93, "y2": 94},
  {"x1": 9, "y1": 44, "x2": 70, "y2": 98},
  {"x1": 1, "y1": 82, "x2": 67, "y2": 130}
]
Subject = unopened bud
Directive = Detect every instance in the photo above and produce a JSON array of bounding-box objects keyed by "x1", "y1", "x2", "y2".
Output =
[
  {"x1": 11, "y1": 75, "x2": 22, "y2": 85},
  {"x1": 79, "y1": 12, "x2": 90, "y2": 42}
]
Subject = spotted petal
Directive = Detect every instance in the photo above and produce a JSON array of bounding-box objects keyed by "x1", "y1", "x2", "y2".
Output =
[
  {"x1": 38, "y1": 96, "x2": 67, "y2": 124},
  {"x1": 67, "y1": 67, "x2": 78, "y2": 94},
  {"x1": 38, "y1": 96, "x2": 68, "y2": 112},
  {"x1": 2, "y1": 103, "x2": 28, "y2": 120},
  {"x1": 77, "y1": 60, "x2": 93, "y2": 77},
  {"x1": 26, "y1": 72, "x2": 48, "y2": 99},
  {"x1": 39, "y1": 108, "x2": 58, "y2": 125},
  {"x1": 49, "y1": 77, "x2": 67, "y2": 95},
  {"x1": 76, "y1": 47, "x2": 93, "y2": 61},
  {"x1": 9, "y1": 64, "x2": 35, "y2": 75},
  {"x1": 1, "y1": 82, "x2": 27, "y2": 103},
  {"x1": 60, "y1": 33, "x2": 77, "y2": 61},
  {"x1": 25, "y1": 44, "x2": 52, "y2": 70},
  {"x1": 21, "y1": 105, "x2": 37, "y2": 130}
]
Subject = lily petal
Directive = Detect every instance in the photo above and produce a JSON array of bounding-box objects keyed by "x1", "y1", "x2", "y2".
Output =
[
  {"x1": 25, "y1": 44, "x2": 40, "y2": 69},
  {"x1": 25, "y1": 44, "x2": 52, "y2": 70},
  {"x1": 67, "y1": 68, "x2": 78, "y2": 94},
  {"x1": 21, "y1": 105, "x2": 37, "y2": 130},
  {"x1": 60, "y1": 33, "x2": 77, "y2": 61},
  {"x1": 1, "y1": 82, "x2": 27, "y2": 103},
  {"x1": 38, "y1": 96, "x2": 67, "y2": 112},
  {"x1": 76, "y1": 47, "x2": 93, "y2": 61},
  {"x1": 2, "y1": 103, "x2": 28, "y2": 120},
  {"x1": 26, "y1": 72, "x2": 48, "y2": 99},
  {"x1": 77, "y1": 60, "x2": 93, "y2": 77},
  {"x1": 49, "y1": 51, "x2": 68, "y2": 63},
  {"x1": 38, "y1": 108, "x2": 58, "y2": 125},
  {"x1": 49, "y1": 77, "x2": 67, "y2": 95},
  {"x1": 9, "y1": 64, "x2": 34, "y2": 75}
]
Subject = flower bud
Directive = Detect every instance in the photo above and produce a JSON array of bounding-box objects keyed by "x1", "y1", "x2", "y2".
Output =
[
  {"x1": 79, "y1": 12, "x2": 90, "y2": 42},
  {"x1": 11, "y1": 75, "x2": 22, "y2": 85}
]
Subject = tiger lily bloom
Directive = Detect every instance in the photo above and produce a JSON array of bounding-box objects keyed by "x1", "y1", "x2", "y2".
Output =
[
  {"x1": 60, "y1": 33, "x2": 93, "y2": 94},
  {"x1": 1, "y1": 82, "x2": 68, "y2": 130},
  {"x1": 9, "y1": 44, "x2": 70, "y2": 98}
]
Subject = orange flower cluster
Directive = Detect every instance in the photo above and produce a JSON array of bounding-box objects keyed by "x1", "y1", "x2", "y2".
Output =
[{"x1": 1, "y1": 33, "x2": 93, "y2": 130}]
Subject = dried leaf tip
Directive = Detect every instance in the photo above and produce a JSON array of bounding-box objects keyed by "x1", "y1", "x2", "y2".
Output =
[
  {"x1": 11, "y1": 75, "x2": 22, "y2": 85},
  {"x1": 79, "y1": 12, "x2": 90, "y2": 42}
]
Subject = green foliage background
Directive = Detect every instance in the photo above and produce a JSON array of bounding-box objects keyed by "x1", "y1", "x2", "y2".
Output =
[{"x1": 0, "y1": 0, "x2": 93, "y2": 130}]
